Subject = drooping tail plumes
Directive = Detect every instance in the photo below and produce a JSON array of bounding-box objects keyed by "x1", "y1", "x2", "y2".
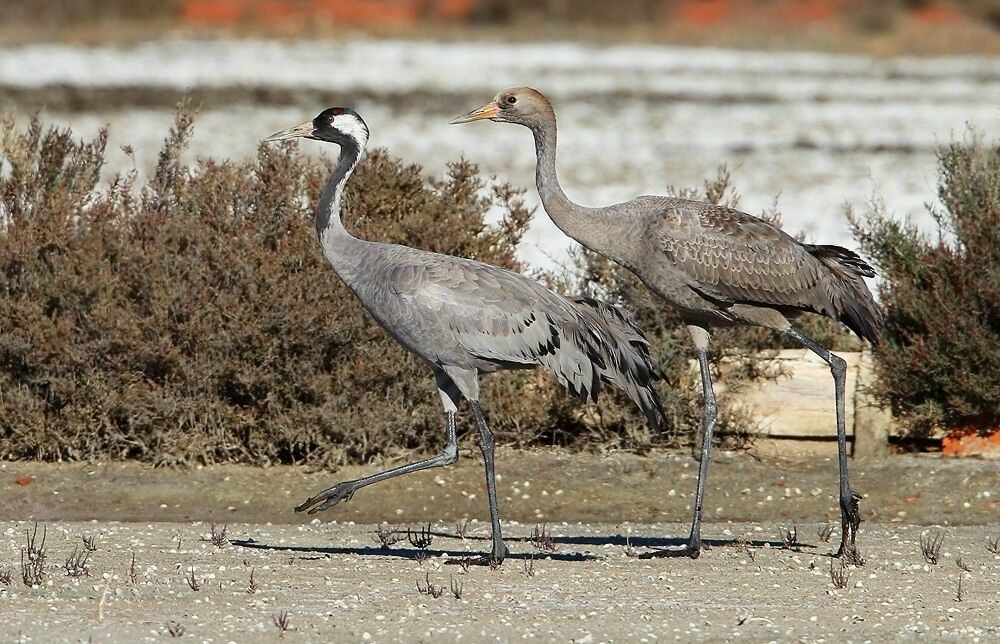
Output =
[
  {"x1": 806, "y1": 244, "x2": 884, "y2": 346},
  {"x1": 570, "y1": 296, "x2": 666, "y2": 431}
]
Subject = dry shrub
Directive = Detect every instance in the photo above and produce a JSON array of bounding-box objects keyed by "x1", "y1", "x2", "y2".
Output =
[
  {"x1": 0, "y1": 108, "x2": 553, "y2": 466},
  {"x1": 849, "y1": 130, "x2": 999, "y2": 438}
]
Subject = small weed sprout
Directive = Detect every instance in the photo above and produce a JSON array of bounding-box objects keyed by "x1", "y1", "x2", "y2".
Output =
[
  {"x1": 623, "y1": 537, "x2": 638, "y2": 558},
  {"x1": 20, "y1": 522, "x2": 47, "y2": 587},
  {"x1": 779, "y1": 526, "x2": 800, "y2": 551},
  {"x1": 817, "y1": 524, "x2": 835, "y2": 543},
  {"x1": 955, "y1": 575, "x2": 966, "y2": 602},
  {"x1": 63, "y1": 547, "x2": 91, "y2": 578},
  {"x1": 185, "y1": 567, "x2": 201, "y2": 591},
  {"x1": 529, "y1": 524, "x2": 557, "y2": 552},
  {"x1": 414, "y1": 550, "x2": 430, "y2": 566},
  {"x1": 273, "y1": 609, "x2": 291, "y2": 635},
  {"x1": 408, "y1": 523, "x2": 433, "y2": 550},
  {"x1": 416, "y1": 573, "x2": 444, "y2": 598},
  {"x1": 0, "y1": 568, "x2": 12, "y2": 585},
  {"x1": 732, "y1": 536, "x2": 755, "y2": 562},
  {"x1": 453, "y1": 557, "x2": 473, "y2": 572},
  {"x1": 454, "y1": 520, "x2": 469, "y2": 540},
  {"x1": 247, "y1": 568, "x2": 258, "y2": 594},
  {"x1": 987, "y1": 535, "x2": 1000, "y2": 555},
  {"x1": 166, "y1": 621, "x2": 185, "y2": 638},
  {"x1": 450, "y1": 575, "x2": 463, "y2": 599},
  {"x1": 372, "y1": 523, "x2": 401, "y2": 549},
  {"x1": 522, "y1": 557, "x2": 535, "y2": 577},
  {"x1": 209, "y1": 524, "x2": 228, "y2": 548},
  {"x1": 920, "y1": 531, "x2": 945, "y2": 565},
  {"x1": 956, "y1": 557, "x2": 972, "y2": 573},
  {"x1": 127, "y1": 553, "x2": 138, "y2": 586},
  {"x1": 81, "y1": 534, "x2": 98, "y2": 553},
  {"x1": 488, "y1": 556, "x2": 504, "y2": 571},
  {"x1": 830, "y1": 560, "x2": 850, "y2": 590}
]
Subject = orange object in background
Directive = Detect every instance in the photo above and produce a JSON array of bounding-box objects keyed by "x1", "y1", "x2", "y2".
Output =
[
  {"x1": 14, "y1": 475, "x2": 34, "y2": 486},
  {"x1": 675, "y1": 0, "x2": 737, "y2": 26},
  {"x1": 942, "y1": 422, "x2": 1000, "y2": 457},
  {"x1": 772, "y1": 0, "x2": 843, "y2": 24},
  {"x1": 182, "y1": 0, "x2": 255, "y2": 24}
]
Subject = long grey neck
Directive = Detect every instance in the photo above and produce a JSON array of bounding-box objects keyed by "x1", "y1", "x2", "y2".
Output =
[
  {"x1": 315, "y1": 139, "x2": 366, "y2": 280},
  {"x1": 530, "y1": 120, "x2": 617, "y2": 257}
]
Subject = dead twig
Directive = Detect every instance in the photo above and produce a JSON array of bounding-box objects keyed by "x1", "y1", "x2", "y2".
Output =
[
  {"x1": 166, "y1": 621, "x2": 185, "y2": 638},
  {"x1": 956, "y1": 557, "x2": 972, "y2": 573},
  {"x1": 454, "y1": 520, "x2": 469, "y2": 540},
  {"x1": 529, "y1": 524, "x2": 557, "y2": 552},
  {"x1": 986, "y1": 535, "x2": 1000, "y2": 555},
  {"x1": 127, "y1": 553, "x2": 138, "y2": 586},
  {"x1": 0, "y1": 568, "x2": 12, "y2": 586},
  {"x1": 247, "y1": 568, "x2": 258, "y2": 594},
  {"x1": 273, "y1": 609, "x2": 291, "y2": 635},
  {"x1": 955, "y1": 575, "x2": 966, "y2": 602},
  {"x1": 372, "y1": 523, "x2": 402, "y2": 549},
  {"x1": 829, "y1": 560, "x2": 850, "y2": 590},
  {"x1": 63, "y1": 547, "x2": 91, "y2": 578},
  {"x1": 416, "y1": 573, "x2": 444, "y2": 598},
  {"x1": 450, "y1": 575, "x2": 463, "y2": 599},
  {"x1": 208, "y1": 524, "x2": 228, "y2": 549},
  {"x1": 817, "y1": 524, "x2": 835, "y2": 543},
  {"x1": 522, "y1": 557, "x2": 535, "y2": 577},
  {"x1": 81, "y1": 534, "x2": 98, "y2": 553},
  {"x1": 779, "y1": 525, "x2": 800, "y2": 551},
  {"x1": 920, "y1": 530, "x2": 945, "y2": 565},
  {"x1": 623, "y1": 537, "x2": 638, "y2": 558},
  {"x1": 408, "y1": 523, "x2": 433, "y2": 550},
  {"x1": 185, "y1": 567, "x2": 201, "y2": 591}
]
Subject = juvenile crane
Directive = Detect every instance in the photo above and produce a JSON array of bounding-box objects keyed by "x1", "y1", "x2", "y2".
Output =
[
  {"x1": 453, "y1": 88, "x2": 882, "y2": 561},
  {"x1": 266, "y1": 108, "x2": 665, "y2": 562}
]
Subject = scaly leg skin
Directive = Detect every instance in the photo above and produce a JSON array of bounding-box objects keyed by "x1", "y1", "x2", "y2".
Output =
[
  {"x1": 787, "y1": 327, "x2": 863, "y2": 564},
  {"x1": 471, "y1": 401, "x2": 509, "y2": 564},
  {"x1": 295, "y1": 411, "x2": 459, "y2": 514},
  {"x1": 646, "y1": 338, "x2": 716, "y2": 559}
]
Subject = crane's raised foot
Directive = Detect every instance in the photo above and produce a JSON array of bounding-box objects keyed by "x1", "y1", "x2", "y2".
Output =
[{"x1": 294, "y1": 482, "x2": 358, "y2": 514}]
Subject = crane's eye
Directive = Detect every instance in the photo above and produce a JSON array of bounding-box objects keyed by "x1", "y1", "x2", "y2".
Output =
[{"x1": 505, "y1": 96, "x2": 517, "y2": 105}]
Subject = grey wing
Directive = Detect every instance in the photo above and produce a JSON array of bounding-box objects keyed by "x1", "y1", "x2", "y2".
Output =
[
  {"x1": 651, "y1": 200, "x2": 834, "y2": 313},
  {"x1": 388, "y1": 255, "x2": 605, "y2": 401}
]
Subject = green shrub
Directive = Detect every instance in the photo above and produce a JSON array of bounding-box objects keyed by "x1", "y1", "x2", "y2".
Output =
[{"x1": 849, "y1": 131, "x2": 999, "y2": 437}]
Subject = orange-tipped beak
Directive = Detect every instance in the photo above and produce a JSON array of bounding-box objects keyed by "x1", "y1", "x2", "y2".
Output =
[
  {"x1": 265, "y1": 121, "x2": 315, "y2": 142},
  {"x1": 450, "y1": 102, "x2": 501, "y2": 124}
]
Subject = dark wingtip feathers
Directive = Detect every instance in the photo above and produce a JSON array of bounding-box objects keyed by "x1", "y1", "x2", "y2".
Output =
[{"x1": 805, "y1": 244, "x2": 884, "y2": 346}]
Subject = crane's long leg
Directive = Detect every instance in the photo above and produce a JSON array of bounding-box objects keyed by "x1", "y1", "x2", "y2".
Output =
[
  {"x1": 295, "y1": 411, "x2": 459, "y2": 515},
  {"x1": 470, "y1": 401, "x2": 509, "y2": 563},
  {"x1": 786, "y1": 327, "x2": 862, "y2": 562},
  {"x1": 648, "y1": 325, "x2": 716, "y2": 559}
]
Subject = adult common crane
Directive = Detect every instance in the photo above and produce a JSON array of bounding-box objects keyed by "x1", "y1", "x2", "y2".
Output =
[
  {"x1": 265, "y1": 108, "x2": 665, "y2": 562},
  {"x1": 453, "y1": 88, "x2": 882, "y2": 561}
]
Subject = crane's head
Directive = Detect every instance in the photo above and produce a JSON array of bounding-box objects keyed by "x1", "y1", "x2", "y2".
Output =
[
  {"x1": 266, "y1": 107, "x2": 369, "y2": 149},
  {"x1": 450, "y1": 87, "x2": 554, "y2": 129}
]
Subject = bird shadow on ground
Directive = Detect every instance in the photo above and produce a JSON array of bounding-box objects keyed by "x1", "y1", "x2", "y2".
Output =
[
  {"x1": 428, "y1": 530, "x2": 807, "y2": 551},
  {"x1": 230, "y1": 537, "x2": 600, "y2": 562}
]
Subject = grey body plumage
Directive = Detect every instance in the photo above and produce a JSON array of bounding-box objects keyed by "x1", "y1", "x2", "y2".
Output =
[
  {"x1": 266, "y1": 107, "x2": 664, "y2": 562},
  {"x1": 454, "y1": 87, "x2": 883, "y2": 562}
]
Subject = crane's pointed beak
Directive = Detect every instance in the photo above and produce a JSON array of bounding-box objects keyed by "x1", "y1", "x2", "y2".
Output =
[
  {"x1": 265, "y1": 121, "x2": 315, "y2": 142},
  {"x1": 450, "y1": 102, "x2": 501, "y2": 124}
]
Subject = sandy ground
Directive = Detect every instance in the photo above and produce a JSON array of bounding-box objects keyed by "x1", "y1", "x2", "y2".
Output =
[{"x1": 1, "y1": 451, "x2": 999, "y2": 641}]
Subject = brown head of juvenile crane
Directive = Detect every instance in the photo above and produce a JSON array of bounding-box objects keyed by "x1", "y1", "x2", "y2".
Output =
[{"x1": 454, "y1": 87, "x2": 882, "y2": 562}]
